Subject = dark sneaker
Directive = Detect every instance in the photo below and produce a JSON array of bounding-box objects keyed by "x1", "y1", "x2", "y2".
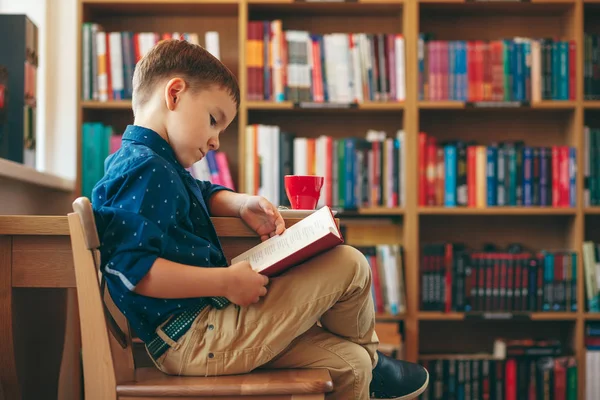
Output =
[{"x1": 369, "y1": 351, "x2": 429, "y2": 400}]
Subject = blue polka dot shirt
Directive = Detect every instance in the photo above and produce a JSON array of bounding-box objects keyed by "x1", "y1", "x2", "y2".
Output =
[{"x1": 91, "y1": 125, "x2": 232, "y2": 344}]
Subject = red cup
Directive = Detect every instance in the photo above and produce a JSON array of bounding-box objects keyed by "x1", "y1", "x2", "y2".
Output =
[{"x1": 284, "y1": 175, "x2": 324, "y2": 209}]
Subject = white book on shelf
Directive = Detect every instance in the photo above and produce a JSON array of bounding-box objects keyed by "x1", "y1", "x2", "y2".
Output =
[
  {"x1": 95, "y1": 31, "x2": 108, "y2": 102},
  {"x1": 293, "y1": 137, "x2": 308, "y2": 176},
  {"x1": 205, "y1": 31, "x2": 220, "y2": 60},
  {"x1": 395, "y1": 35, "x2": 405, "y2": 101},
  {"x1": 108, "y1": 32, "x2": 124, "y2": 99}
]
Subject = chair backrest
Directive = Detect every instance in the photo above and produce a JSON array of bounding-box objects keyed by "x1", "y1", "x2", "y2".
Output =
[{"x1": 67, "y1": 197, "x2": 135, "y2": 400}]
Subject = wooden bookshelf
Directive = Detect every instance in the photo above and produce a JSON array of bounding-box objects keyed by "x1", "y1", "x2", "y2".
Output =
[{"x1": 76, "y1": 0, "x2": 597, "y2": 398}]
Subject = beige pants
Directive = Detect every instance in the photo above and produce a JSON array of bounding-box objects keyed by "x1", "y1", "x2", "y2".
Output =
[{"x1": 153, "y1": 245, "x2": 380, "y2": 400}]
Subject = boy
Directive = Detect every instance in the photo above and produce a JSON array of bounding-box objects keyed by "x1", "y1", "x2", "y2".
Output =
[{"x1": 92, "y1": 39, "x2": 428, "y2": 400}]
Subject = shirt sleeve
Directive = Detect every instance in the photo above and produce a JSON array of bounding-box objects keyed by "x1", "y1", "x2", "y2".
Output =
[
  {"x1": 92, "y1": 157, "x2": 182, "y2": 292},
  {"x1": 195, "y1": 179, "x2": 234, "y2": 214}
]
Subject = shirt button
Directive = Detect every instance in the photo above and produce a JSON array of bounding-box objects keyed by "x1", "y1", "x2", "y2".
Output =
[
  {"x1": 208, "y1": 353, "x2": 214, "y2": 359},
  {"x1": 208, "y1": 324, "x2": 214, "y2": 330}
]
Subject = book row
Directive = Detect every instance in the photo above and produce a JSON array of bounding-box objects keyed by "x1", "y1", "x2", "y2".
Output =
[
  {"x1": 80, "y1": 25, "x2": 220, "y2": 101},
  {"x1": 418, "y1": 36, "x2": 575, "y2": 102},
  {"x1": 582, "y1": 242, "x2": 600, "y2": 313},
  {"x1": 418, "y1": 133, "x2": 577, "y2": 208},
  {"x1": 584, "y1": 126, "x2": 600, "y2": 207},
  {"x1": 586, "y1": 323, "x2": 600, "y2": 399},
  {"x1": 421, "y1": 244, "x2": 578, "y2": 313},
  {"x1": 81, "y1": 123, "x2": 235, "y2": 198},
  {"x1": 355, "y1": 245, "x2": 406, "y2": 316},
  {"x1": 584, "y1": 34, "x2": 600, "y2": 100},
  {"x1": 244, "y1": 125, "x2": 406, "y2": 209},
  {"x1": 247, "y1": 21, "x2": 405, "y2": 103},
  {"x1": 419, "y1": 346, "x2": 577, "y2": 400}
]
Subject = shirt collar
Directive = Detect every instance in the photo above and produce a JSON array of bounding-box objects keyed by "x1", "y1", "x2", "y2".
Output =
[{"x1": 122, "y1": 125, "x2": 182, "y2": 169}]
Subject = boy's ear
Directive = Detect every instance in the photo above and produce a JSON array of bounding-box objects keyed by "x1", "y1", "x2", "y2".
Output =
[{"x1": 164, "y1": 77, "x2": 187, "y2": 110}]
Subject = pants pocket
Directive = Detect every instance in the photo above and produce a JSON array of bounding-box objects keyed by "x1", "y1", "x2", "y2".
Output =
[{"x1": 209, "y1": 345, "x2": 275, "y2": 376}]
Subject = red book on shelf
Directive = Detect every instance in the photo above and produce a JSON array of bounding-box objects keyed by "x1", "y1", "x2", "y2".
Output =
[{"x1": 231, "y1": 206, "x2": 344, "y2": 277}]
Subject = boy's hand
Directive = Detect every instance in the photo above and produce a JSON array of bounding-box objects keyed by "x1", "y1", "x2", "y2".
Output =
[
  {"x1": 239, "y1": 195, "x2": 285, "y2": 242},
  {"x1": 226, "y1": 260, "x2": 269, "y2": 306}
]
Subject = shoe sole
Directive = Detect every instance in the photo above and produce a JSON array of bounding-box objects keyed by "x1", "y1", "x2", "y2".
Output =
[{"x1": 369, "y1": 368, "x2": 429, "y2": 400}]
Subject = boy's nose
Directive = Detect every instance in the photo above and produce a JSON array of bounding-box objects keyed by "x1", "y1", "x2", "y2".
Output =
[{"x1": 208, "y1": 138, "x2": 220, "y2": 151}]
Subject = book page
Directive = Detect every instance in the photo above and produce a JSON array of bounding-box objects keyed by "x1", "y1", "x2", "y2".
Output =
[{"x1": 232, "y1": 206, "x2": 338, "y2": 272}]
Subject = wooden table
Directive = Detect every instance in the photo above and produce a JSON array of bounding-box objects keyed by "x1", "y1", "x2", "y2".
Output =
[{"x1": 0, "y1": 216, "x2": 299, "y2": 400}]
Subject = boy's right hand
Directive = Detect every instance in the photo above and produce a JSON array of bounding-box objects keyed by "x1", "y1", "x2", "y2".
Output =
[{"x1": 225, "y1": 260, "x2": 269, "y2": 307}]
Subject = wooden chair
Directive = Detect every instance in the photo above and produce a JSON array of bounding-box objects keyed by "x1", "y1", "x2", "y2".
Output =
[{"x1": 67, "y1": 197, "x2": 333, "y2": 400}]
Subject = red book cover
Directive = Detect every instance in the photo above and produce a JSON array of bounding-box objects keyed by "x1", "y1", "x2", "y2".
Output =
[
  {"x1": 552, "y1": 146, "x2": 560, "y2": 207},
  {"x1": 231, "y1": 207, "x2": 344, "y2": 277},
  {"x1": 505, "y1": 359, "x2": 517, "y2": 400},
  {"x1": 468, "y1": 41, "x2": 476, "y2": 101},
  {"x1": 105, "y1": 33, "x2": 113, "y2": 100},
  {"x1": 514, "y1": 255, "x2": 522, "y2": 311},
  {"x1": 500, "y1": 254, "x2": 508, "y2": 311},
  {"x1": 476, "y1": 40, "x2": 485, "y2": 101},
  {"x1": 445, "y1": 243, "x2": 453, "y2": 313},
  {"x1": 559, "y1": 146, "x2": 570, "y2": 207},
  {"x1": 569, "y1": 40, "x2": 576, "y2": 100},
  {"x1": 507, "y1": 254, "x2": 515, "y2": 311},
  {"x1": 441, "y1": 41, "x2": 449, "y2": 101},
  {"x1": 521, "y1": 254, "x2": 530, "y2": 311},
  {"x1": 426, "y1": 137, "x2": 438, "y2": 205},
  {"x1": 418, "y1": 132, "x2": 427, "y2": 206},
  {"x1": 369, "y1": 252, "x2": 384, "y2": 313},
  {"x1": 467, "y1": 145, "x2": 477, "y2": 207},
  {"x1": 554, "y1": 358, "x2": 566, "y2": 400},
  {"x1": 324, "y1": 136, "x2": 332, "y2": 207}
]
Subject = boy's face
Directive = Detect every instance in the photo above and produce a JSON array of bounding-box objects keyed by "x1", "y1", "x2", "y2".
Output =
[{"x1": 164, "y1": 79, "x2": 237, "y2": 168}]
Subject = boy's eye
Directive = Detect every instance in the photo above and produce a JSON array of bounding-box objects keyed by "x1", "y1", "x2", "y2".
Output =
[{"x1": 210, "y1": 114, "x2": 217, "y2": 126}]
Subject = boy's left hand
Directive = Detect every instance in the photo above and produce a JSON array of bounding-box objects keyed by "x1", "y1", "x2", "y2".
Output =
[{"x1": 239, "y1": 195, "x2": 285, "y2": 242}]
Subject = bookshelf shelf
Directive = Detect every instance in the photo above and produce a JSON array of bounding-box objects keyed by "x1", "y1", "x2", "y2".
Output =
[
  {"x1": 351, "y1": 207, "x2": 405, "y2": 216},
  {"x1": 585, "y1": 208, "x2": 600, "y2": 214},
  {"x1": 418, "y1": 207, "x2": 577, "y2": 216},
  {"x1": 247, "y1": 0, "x2": 404, "y2": 14},
  {"x1": 81, "y1": 0, "x2": 239, "y2": 16},
  {"x1": 583, "y1": 100, "x2": 600, "y2": 108},
  {"x1": 418, "y1": 101, "x2": 576, "y2": 110},
  {"x1": 585, "y1": 313, "x2": 600, "y2": 320},
  {"x1": 81, "y1": 100, "x2": 132, "y2": 110},
  {"x1": 246, "y1": 101, "x2": 405, "y2": 111},
  {"x1": 419, "y1": 312, "x2": 578, "y2": 321},
  {"x1": 376, "y1": 313, "x2": 405, "y2": 321}
]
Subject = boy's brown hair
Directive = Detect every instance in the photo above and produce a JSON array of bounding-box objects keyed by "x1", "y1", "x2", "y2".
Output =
[{"x1": 132, "y1": 39, "x2": 240, "y2": 114}]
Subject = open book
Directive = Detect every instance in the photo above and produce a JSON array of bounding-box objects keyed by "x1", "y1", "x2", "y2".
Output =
[{"x1": 231, "y1": 206, "x2": 344, "y2": 276}]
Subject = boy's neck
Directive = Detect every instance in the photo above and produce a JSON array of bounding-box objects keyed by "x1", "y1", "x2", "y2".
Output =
[{"x1": 133, "y1": 107, "x2": 169, "y2": 144}]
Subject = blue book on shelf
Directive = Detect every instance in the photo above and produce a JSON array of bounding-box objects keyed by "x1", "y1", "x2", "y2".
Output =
[
  {"x1": 460, "y1": 41, "x2": 468, "y2": 101},
  {"x1": 570, "y1": 147, "x2": 577, "y2": 208},
  {"x1": 543, "y1": 252, "x2": 554, "y2": 311},
  {"x1": 560, "y1": 41, "x2": 569, "y2": 100},
  {"x1": 571, "y1": 252, "x2": 578, "y2": 312},
  {"x1": 523, "y1": 40, "x2": 531, "y2": 101},
  {"x1": 496, "y1": 145, "x2": 506, "y2": 206},
  {"x1": 345, "y1": 138, "x2": 356, "y2": 208},
  {"x1": 487, "y1": 145, "x2": 497, "y2": 206},
  {"x1": 523, "y1": 146, "x2": 533, "y2": 206},
  {"x1": 553, "y1": 41, "x2": 560, "y2": 100},
  {"x1": 514, "y1": 41, "x2": 524, "y2": 102},
  {"x1": 444, "y1": 144, "x2": 457, "y2": 207},
  {"x1": 508, "y1": 145, "x2": 517, "y2": 206}
]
